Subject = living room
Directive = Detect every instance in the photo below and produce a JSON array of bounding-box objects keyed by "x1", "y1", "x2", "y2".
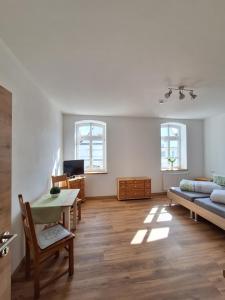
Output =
[{"x1": 0, "y1": 1, "x2": 225, "y2": 299}]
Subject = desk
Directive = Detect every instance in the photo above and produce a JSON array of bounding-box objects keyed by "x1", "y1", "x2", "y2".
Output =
[{"x1": 31, "y1": 189, "x2": 79, "y2": 231}]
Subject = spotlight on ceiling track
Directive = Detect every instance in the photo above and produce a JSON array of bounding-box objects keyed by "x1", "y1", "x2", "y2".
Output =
[
  {"x1": 164, "y1": 89, "x2": 172, "y2": 99},
  {"x1": 159, "y1": 99, "x2": 166, "y2": 104},
  {"x1": 189, "y1": 90, "x2": 197, "y2": 99},
  {"x1": 179, "y1": 90, "x2": 185, "y2": 100},
  {"x1": 160, "y1": 86, "x2": 198, "y2": 104}
]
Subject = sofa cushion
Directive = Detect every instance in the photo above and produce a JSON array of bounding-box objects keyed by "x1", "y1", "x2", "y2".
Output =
[
  {"x1": 169, "y1": 187, "x2": 210, "y2": 202},
  {"x1": 180, "y1": 179, "x2": 222, "y2": 194},
  {"x1": 194, "y1": 198, "x2": 225, "y2": 218},
  {"x1": 213, "y1": 175, "x2": 225, "y2": 187},
  {"x1": 210, "y1": 189, "x2": 225, "y2": 204},
  {"x1": 37, "y1": 224, "x2": 71, "y2": 249}
]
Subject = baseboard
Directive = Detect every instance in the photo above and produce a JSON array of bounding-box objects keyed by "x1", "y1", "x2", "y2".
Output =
[
  {"x1": 86, "y1": 195, "x2": 117, "y2": 200},
  {"x1": 86, "y1": 192, "x2": 166, "y2": 200},
  {"x1": 151, "y1": 192, "x2": 167, "y2": 197}
]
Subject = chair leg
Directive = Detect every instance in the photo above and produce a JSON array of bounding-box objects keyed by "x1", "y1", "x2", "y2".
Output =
[
  {"x1": 77, "y1": 203, "x2": 81, "y2": 221},
  {"x1": 62, "y1": 212, "x2": 66, "y2": 227},
  {"x1": 25, "y1": 238, "x2": 31, "y2": 279},
  {"x1": 34, "y1": 261, "x2": 40, "y2": 299},
  {"x1": 68, "y1": 240, "x2": 74, "y2": 276}
]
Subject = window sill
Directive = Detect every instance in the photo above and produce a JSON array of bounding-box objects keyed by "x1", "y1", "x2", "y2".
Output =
[
  {"x1": 161, "y1": 169, "x2": 188, "y2": 172},
  {"x1": 85, "y1": 171, "x2": 108, "y2": 175}
]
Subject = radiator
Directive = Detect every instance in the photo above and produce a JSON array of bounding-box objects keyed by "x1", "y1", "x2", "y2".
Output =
[{"x1": 162, "y1": 171, "x2": 189, "y2": 191}]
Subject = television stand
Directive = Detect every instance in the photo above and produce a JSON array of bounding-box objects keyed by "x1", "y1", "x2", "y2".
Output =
[{"x1": 68, "y1": 176, "x2": 85, "y2": 202}]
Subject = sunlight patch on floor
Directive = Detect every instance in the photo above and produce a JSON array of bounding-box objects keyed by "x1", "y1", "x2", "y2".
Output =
[
  {"x1": 130, "y1": 229, "x2": 148, "y2": 245},
  {"x1": 147, "y1": 227, "x2": 170, "y2": 242},
  {"x1": 144, "y1": 214, "x2": 155, "y2": 224},
  {"x1": 144, "y1": 205, "x2": 173, "y2": 224},
  {"x1": 157, "y1": 213, "x2": 172, "y2": 222}
]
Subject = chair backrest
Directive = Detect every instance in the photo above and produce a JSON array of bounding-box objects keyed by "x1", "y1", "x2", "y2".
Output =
[
  {"x1": 52, "y1": 175, "x2": 69, "y2": 189},
  {"x1": 18, "y1": 194, "x2": 39, "y2": 255}
]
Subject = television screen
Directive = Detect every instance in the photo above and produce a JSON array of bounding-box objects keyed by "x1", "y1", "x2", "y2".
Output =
[{"x1": 63, "y1": 160, "x2": 84, "y2": 177}]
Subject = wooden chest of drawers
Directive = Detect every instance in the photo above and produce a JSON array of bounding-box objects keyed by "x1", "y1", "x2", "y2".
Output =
[
  {"x1": 117, "y1": 177, "x2": 151, "y2": 200},
  {"x1": 68, "y1": 177, "x2": 85, "y2": 202}
]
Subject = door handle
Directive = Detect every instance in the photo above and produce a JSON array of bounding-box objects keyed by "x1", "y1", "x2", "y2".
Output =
[{"x1": 0, "y1": 232, "x2": 17, "y2": 257}]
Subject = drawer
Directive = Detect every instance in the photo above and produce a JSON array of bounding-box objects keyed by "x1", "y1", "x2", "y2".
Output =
[
  {"x1": 127, "y1": 189, "x2": 145, "y2": 196},
  {"x1": 119, "y1": 183, "x2": 126, "y2": 188},
  {"x1": 145, "y1": 190, "x2": 151, "y2": 196},
  {"x1": 118, "y1": 190, "x2": 127, "y2": 195},
  {"x1": 119, "y1": 180, "x2": 127, "y2": 185},
  {"x1": 127, "y1": 182, "x2": 145, "y2": 189}
]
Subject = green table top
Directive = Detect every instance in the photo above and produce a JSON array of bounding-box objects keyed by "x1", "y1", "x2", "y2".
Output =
[
  {"x1": 31, "y1": 189, "x2": 79, "y2": 224},
  {"x1": 31, "y1": 189, "x2": 79, "y2": 208}
]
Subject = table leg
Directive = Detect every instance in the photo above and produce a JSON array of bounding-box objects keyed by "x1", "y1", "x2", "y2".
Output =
[
  {"x1": 73, "y1": 199, "x2": 77, "y2": 230},
  {"x1": 64, "y1": 207, "x2": 71, "y2": 231}
]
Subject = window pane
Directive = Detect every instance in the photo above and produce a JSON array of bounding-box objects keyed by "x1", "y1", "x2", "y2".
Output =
[
  {"x1": 169, "y1": 126, "x2": 179, "y2": 137},
  {"x1": 161, "y1": 158, "x2": 168, "y2": 169},
  {"x1": 172, "y1": 159, "x2": 179, "y2": 168},
  {"x1": 79, "y1": 125, "x2": 90, "y2": 137},
  {"x1": 169, "y1": 148, "x2": 179, "y2": 158},
  {"x1": 161, "y1": 123, "x2": 187, "y2": 170},
  {"x1": 84, "y1": 160, "x2": 91, "y2": 170},
  {"x1": 161, "y1": 148, "x2": 168, "y2": 159},
  {"x1": 161, "y1": 126, "x2": 168, "y2": 137},
  {"x1": 92, "y1": 125, "x2": 103, "y2": 137},
  {"x1": 77, "y1": 144, "x2": 90, "y2": 160},
  {"x1": 92, "y1": 150, "x2": 103, "y2": 159},
  {"x1": 169, "y1": 140, "x2": 179, "y2": 148},
  {"x1": 92, "y1": 160, "x2": 104, "y2": 169},
  {"x1": 75, "y1": 121, "x2": 106, "y2": 172},
  {"x1": 161, "y1": 139, "x2": 168, "y2": 148}
]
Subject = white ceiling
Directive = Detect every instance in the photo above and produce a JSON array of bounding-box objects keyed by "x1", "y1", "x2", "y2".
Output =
[{"x1": 1, "y1": 0, "x2": 225, "y2": 119}]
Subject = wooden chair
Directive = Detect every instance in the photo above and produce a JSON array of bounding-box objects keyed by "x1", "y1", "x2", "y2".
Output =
[
  {"x1": 18, "y1": 194, "x2": 75, "y2": 299},
  {"x1": 52, "y1": 175, "x2": 82, "y2": 222},
  {"x1": 51, "y1": 174, "x2": 69, "y2": 189}
]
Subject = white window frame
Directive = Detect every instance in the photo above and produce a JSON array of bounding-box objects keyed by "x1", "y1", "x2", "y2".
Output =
[
  {"x1": 161, "y1": 122, "x2": 187, "y2": 171},
  {"x1": 75, "y1": 120, "x2": 107, "y2": 173}
]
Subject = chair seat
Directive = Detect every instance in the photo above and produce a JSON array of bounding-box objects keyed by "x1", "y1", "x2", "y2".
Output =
[{"x1": 37, "y1": 224, "x2": 71, "y2": 250}]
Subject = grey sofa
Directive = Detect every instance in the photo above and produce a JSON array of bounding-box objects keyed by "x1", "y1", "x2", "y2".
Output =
[{"x1": 167, "y1": 187, "x2": 225, "y2": 230}]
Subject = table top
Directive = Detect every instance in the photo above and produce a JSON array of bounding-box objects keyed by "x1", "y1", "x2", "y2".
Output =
[{"x1": 31, "y1": 189, "x2": 79, "y2": 208}]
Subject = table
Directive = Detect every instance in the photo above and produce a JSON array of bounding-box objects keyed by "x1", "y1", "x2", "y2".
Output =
[{"x1": 31, "y1": 189, "x2": 79, "y2": 231}]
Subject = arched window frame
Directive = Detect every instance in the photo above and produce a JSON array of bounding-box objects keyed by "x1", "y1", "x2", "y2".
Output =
[
  {"x1": 161, "y1": 122, "x2": 187, "y2": 170},
  {"x1": 75, "y1": 120, "x2": 107, "y2": 173}
]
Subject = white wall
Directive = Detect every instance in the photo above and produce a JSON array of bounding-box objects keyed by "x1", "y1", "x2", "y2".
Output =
[
  {"x1": 63, "y1": 114, "x2": 204, "y2": 196},
  {"x1": 204, "y1": 113, "x2": 225, "y2": 176},
  {"x1": 0, "y1": 39, "x2": 62, "y2": 272}
]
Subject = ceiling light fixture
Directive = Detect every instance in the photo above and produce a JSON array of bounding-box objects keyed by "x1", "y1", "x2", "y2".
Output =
[
  {"x1": 179, "y1": 90, "x2": 185, "y2": 100},
  {"x1": 165, "y1": 89, "x2": 172, "y2": 99},
  {"x1": 189, "y1": 90, "x2": 197, "y2": 99},
  {"x1": 159, "y1": 86, "x2": 197, "y2": 104}
]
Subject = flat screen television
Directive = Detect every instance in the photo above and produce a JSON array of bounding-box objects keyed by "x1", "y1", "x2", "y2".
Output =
[{"x1": 63, "y1": 160, "x2": 84, "y2": 177}]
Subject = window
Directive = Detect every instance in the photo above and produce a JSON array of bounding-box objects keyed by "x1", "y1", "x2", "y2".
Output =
[
  {"x1": 75, "y1": 120, "x2": 107, "y2": 173},
  {"x1": 161, "y1": 123, "x2": 187, "y2": 170}
]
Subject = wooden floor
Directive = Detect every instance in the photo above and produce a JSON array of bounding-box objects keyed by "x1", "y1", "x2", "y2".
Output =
[{"x1": 12, "y1": 196, "x2": 225, "y2": 300}]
